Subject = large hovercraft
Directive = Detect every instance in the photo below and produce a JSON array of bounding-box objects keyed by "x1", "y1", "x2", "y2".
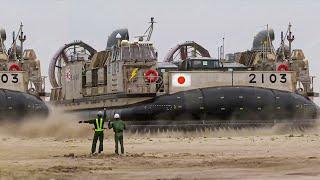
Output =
[
  {"x1": 0, "y1": 24, "x2": 49, "y2": 120},
  {"x1": 49, "y1": 19, "x2": 318, "y2": 130}
]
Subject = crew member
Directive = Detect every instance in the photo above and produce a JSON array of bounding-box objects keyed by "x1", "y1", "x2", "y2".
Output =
[
  {"x1": 79, "y1": 108, "x2": 107, "y2": 154},
  {"x1": 108, "y1": 113, "x2": 126, "y2": 154}
]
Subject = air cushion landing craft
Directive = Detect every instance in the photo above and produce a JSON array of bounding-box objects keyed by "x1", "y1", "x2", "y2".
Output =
[
  {"x1": 0, "y1": 89, "x2": 48, "y2": 120},
  {"x1": 49, "y1": 19, "x2": 318, "y2": 130},
  {"x1": 0, "y1": 24, "x2": 49, "y2": 120}
]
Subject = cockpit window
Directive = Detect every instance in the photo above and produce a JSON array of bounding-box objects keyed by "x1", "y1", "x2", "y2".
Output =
[
  {"x1": 190, "y1": 59, "x2": 220, "y2": 69},
  {"x1": 192, "y1": 60, "x2": 202, "y2": 68}
]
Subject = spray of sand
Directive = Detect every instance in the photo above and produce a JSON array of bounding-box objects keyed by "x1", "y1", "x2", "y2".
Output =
[
  {"x1": 129, "y1": 120, "x2": 320, "y2": 139},
  {"x1": 0, "y1": 105, "x2": 319, "y2": 139},
  {"x1": 0, "y1": 106, "x2": 96, "y2": 139}
]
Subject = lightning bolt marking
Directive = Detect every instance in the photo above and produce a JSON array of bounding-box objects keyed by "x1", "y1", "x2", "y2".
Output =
[{"x1": 129, "y1": 68, "x2": 139, "y2": 81}]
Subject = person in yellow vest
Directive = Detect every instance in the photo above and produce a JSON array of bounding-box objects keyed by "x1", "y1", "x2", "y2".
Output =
[{"x1": 79, "y1": 108, "x2": 107, "y2": 154}]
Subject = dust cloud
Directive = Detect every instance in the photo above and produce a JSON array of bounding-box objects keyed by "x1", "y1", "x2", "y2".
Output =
[
  {"x1": 130, "y1": 123, "x2": 320, "y2": 139},
  {"x1": 0, "y1": 107, "x2": 94, "y2": 139},
  {"x1": 0, "y1": 106, "x2": 319, "y2": 139}
]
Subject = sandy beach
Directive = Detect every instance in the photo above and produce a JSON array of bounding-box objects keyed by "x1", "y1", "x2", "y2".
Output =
[{"x1": 0, "y1": 118, "x2": 320, "y2": 180}]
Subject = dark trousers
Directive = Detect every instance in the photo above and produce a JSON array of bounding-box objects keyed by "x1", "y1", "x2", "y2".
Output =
[
  {"x1": 92, "y1": 131, "x2": 104, "y2": 154},
  {"x1": 114, "y1": 134, "x2": 124, "y2": 154}
]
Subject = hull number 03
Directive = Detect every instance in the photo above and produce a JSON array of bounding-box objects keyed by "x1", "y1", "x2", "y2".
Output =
[
  {"x1": 249, "y1": 73, "x2": 287, "y2": 84},
  {"x1": 0, "y1": 73, "x2": 19, "y2": 84}
]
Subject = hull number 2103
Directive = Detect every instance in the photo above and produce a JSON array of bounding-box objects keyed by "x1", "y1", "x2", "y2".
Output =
[{"x1": 249, "y1": 73, "x2": 287, "y2": 84}]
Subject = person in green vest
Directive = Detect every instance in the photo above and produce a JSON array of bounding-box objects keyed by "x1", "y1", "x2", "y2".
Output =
[
  {"x1": 79, "y1": 108, "x2": 107, "y2": 154},
  {"x1": 108, "y1": 113, "x2": 126, "y2": 155}
]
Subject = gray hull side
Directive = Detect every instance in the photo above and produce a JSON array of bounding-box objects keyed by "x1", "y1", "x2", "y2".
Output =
[
  {"x1": 0, "y1": 89, "x2": 49, "y2": 120},
  {"x1": 78, "y1": 86, "x2": 318, "y2": 128}
]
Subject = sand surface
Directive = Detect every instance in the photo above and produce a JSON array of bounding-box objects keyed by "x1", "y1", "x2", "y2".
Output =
[{"x1": 1, "y1": 121, "x2": 320, "y2": 180}]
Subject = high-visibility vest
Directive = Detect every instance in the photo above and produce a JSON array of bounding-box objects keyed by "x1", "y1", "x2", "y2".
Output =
[{"x1": 95, "y1": 118, "x2": 103, "y2": 132}]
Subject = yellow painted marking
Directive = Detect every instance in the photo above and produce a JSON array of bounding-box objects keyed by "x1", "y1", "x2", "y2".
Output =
[{"x1": 129, "y1": 68, "x2": 139, "y2": 81}]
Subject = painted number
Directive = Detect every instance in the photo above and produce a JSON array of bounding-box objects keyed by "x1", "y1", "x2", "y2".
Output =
[
  {"x1": 249, "y1": 74, "x2": 256, "y2": 83},
  {"x1": 0, "y1": 74, "x2": 19, "y2": 84},
  {"x1": 11, "y1": 74, "x2": 18, "y2": 83},
  {"x1": 249, "y1": 73, "x2": 287, "y2": 84},
  {"x1": 280, "y1": 73, "x2": 287, "y2": 83},
  {"x1": 269, "y1": 74, "x2": 277, "y2": 83},
  {"x1": 1, "y1": 74, "x2": 8, "y2": 83}
]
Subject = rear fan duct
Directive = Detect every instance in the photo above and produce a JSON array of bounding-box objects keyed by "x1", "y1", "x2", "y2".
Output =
[
  {"x1": 49, "y1": 41, "x2": 96, "y2": 88},
  {"x1": 164, "y1": 41, "x2": 211, "y2": 62},
  {"x1": 252, "y1": 29, "x2": 275, "y2": 51},
  {"x1": 106, "y1": 28, "x2": 129, "y2": 49}
]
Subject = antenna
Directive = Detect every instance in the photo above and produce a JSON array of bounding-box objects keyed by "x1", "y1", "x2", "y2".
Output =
[
  {"x1": 266, "y1": 24, "x2": 270, "y2": 49},
  {"x1": 286, "y1": 22, "x2": 294, "y2": 61},
  {"x1": 280, "y1": 31, "x2": 285, "y2": 60},
  {"x1": 144, "y1": 17, "x2": 156, "y2": 41},
  {"x1": 12, "y1": 31, "x2": 17, "y2": 60},
  {"x1": 218, "y1": 35, "x2": 225, "y2": 60},
  {"x1": 222, "y1": 36, "x2": 225, "y2": 59},
  {"x1": 18, "y1": 22, "x2": 26, "y2": 61},
  {"x1": 220, "y1": 45, "x2": 223, "y2": 60}
]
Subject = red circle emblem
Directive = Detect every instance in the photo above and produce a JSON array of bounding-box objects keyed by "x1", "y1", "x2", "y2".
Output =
[
  {"x1": 277, "y1": 64, "x2": 289, "y2": 71},
  {"x1": 177, "y1": 76, "x2": 185, "y2": 84},
  {"x1": 9, "y1": 64, "x2": 22, "y2": 71}
]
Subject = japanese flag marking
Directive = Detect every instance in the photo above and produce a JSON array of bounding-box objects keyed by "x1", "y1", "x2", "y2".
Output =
[{"x1": 172, "y1": 73, "x2": 191, "y2": 87}]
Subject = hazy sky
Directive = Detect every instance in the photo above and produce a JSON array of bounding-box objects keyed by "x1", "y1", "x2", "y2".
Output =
[{"x1": 1, "y1": 0, "x2": 320, "y2": 99}]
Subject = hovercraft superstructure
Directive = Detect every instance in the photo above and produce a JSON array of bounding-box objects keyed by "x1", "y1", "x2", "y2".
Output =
[{"x1": 49, "y1": 19, "x2": 318, "y2": 130}]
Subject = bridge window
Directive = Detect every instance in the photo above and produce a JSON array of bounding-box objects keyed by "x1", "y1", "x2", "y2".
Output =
[
  {"x1": 192, "y1": 60, "x2": 202, "y2": 68},
  {"x1": 191, "y1": 59, "x2": 220, "y2": 69}
]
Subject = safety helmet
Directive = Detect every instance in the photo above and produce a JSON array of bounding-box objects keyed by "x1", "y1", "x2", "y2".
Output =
[
  {"x1": 114, "y1": 113, "x2": 120, "y2": 119},
  {"x1": 97, "y1": 111, "x2": 102, "y2": 116}
]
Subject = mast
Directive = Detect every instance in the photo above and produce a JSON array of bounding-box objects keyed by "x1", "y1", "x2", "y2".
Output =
[
  {"x1": 222, "y1": 36, "x2": 225, "y2": 59},
  {"x1": 144, "y1": 17, "x2": 156, "y2": 41},
  {"x1": 280, "y1": 31, "x2": 285, "y2": 60},
  {"x1": 18, "y1": 22, "x2": 26, "y2": 61},
  {"x1": 220, "y1": 45, "x2": 223, "y2": 60},
  {"x1": 287, "y1": 23, "x2": 294, "y2": 61},
  {"x1": 12, "y1": 31, "x2": 17, "y2": 60},
  {"x1": 218, "y1": 36, "x2": 225, "y2": 60}
]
